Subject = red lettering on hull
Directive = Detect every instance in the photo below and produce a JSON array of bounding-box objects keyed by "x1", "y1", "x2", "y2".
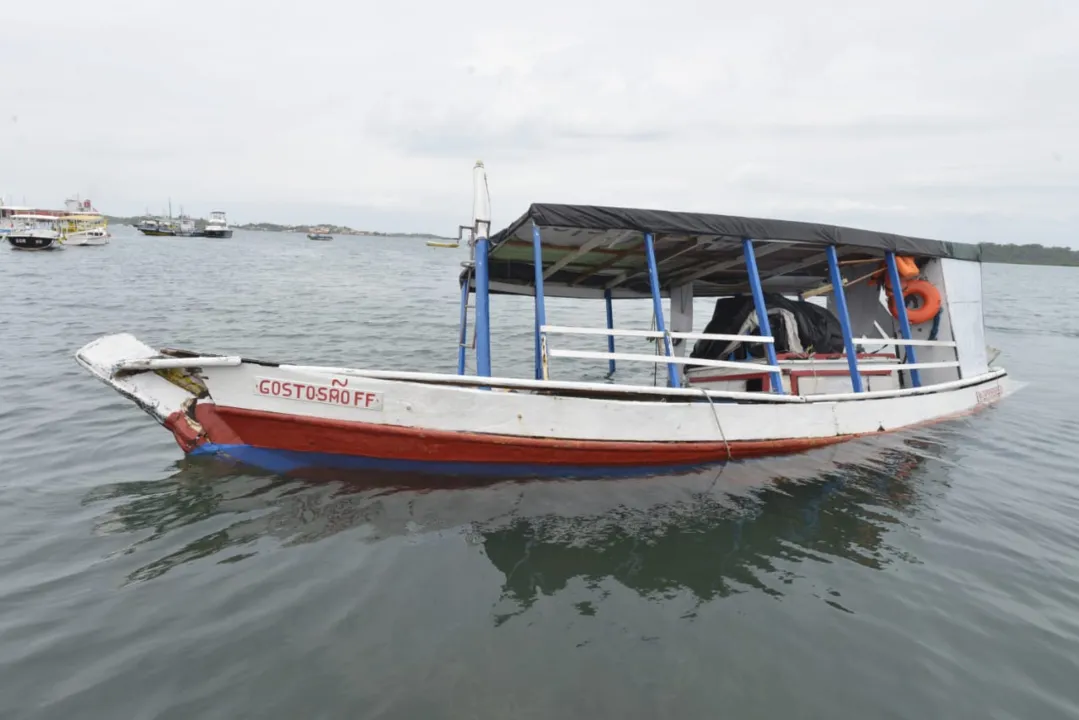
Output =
[
  {"x1": 253, "y1": 376, "x2": 383, "y2": 410},
  {"x1": 975, "y1": 385, "x2": 1003, "y2": 405}
]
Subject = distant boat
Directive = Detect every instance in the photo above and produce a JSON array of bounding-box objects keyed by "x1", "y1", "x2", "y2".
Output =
[
  {"x1": 59, "y1": 196, "x2": 109, "y2": 246},
  {"x1": 60, "y1": 215, "x2": 109, "y2": 246},
  {"x1": 2, "y1": 194, "x2": 103, "y2": 239},
  {"x1": 176, "y1": 212, "x2": 198, "y2": 237},
  {"x1": 136, "y1": 217, "x2": 174, "y2": 236},
  {"x1": 307, "y1": 232, "x2": 333, "y2": 241},
  {"x1": 1, "y1": 204, "x2": 35, "y2": 236},
  {"x1": 203, "y1": 210, "x2": 233, "y2": 238},
  {"x1": 137, "y1": 200, "x2": 198, "y2": 237},
  {"x1": 426, "y1": 240, "x2": 460, "y2": 248},
  {"x1": 4, "y1": 195, "x2": 108, "y2": 246},
  {"x1": 7, "y1": 214, "x2": 64, "y2": 251}
]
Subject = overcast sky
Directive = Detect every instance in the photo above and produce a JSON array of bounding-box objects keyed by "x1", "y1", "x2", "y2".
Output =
[{"x1": 2, "y1": 0, "x2": 1076, "y2": 244}]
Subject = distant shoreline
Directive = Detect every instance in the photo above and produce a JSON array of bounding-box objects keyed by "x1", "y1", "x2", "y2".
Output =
[
  {"x1": 233, "y1": 223, "x2": 454, "y2": 240},
  {"x1": 979, "y1": 243, "x2": 1079, "y2": 267},
  {"x1": 104, "y1": 215, "x2": 454, "y2": 241},
  {"x1": 104, "y1": 215, "x2": 1079, "y2": 265}
]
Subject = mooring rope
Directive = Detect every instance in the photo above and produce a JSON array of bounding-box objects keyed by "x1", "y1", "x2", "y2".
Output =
[{"x1": 699, "y1": 387, "x2": 732, "y2": 461}]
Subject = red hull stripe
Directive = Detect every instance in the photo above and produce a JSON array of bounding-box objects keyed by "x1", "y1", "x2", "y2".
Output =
[{"x1": 180, "y1": 405, "x2": 854, "y2": 466}]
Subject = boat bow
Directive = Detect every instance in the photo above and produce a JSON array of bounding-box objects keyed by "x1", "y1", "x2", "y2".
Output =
[{"x1": 75, "y1": 333, "x2": 201, "y2": 424}]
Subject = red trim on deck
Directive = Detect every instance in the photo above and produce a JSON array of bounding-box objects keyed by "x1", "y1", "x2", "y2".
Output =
[{"x1": 180, "y1": 404, "x2": 852, "y2": 466}]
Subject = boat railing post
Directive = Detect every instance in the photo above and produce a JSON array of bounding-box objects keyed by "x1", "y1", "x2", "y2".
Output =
[
  {"x1": 885, "y1": 251, "x2": 922, "y2": 388},
  {"x1": 742, "y1": 238, "x2": 785, "y2": 393},
  {"x1": 644, "y1": 232, "x2": 680, "y2": 388},
  {"x1": 474, "y1": 235, "x2": 492, "y2": 377},
  {"x1": 826, "y1": 244, "x2": 864, "y2": 392},
  {"x1": 457, "y1": 266, "x2": 471, "y2": 375},
  {"x1": 532, "y1": 223, "x2": 548, "y2": 380},
  {"x1": 604, "y1": 288, "x2": 616, "y2": 376}
]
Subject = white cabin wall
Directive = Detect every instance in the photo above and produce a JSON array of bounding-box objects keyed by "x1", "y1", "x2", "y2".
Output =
[
  {"x1": 832, "y1": 268, "x2": 899, "y2": 345},
  {"x1": 909, "y1": 259, "x2": 961, "y2": 386},
  {"x1": 940, "y1": 259, "x2": 989, "y2": 378}
]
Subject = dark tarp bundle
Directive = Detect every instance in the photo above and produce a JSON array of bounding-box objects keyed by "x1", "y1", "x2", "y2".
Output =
[{"x1": 690, "y1": 293, "x2": 846, "y2": 362}]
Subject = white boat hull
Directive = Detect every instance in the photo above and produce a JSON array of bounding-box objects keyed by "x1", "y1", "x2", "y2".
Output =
[
  {"x1": 75, "y1": 333, "x2": 1016, "y2": 474},
  {"x1": 63, "y1": 230, "x2": 110, "y2": 246},
  {"x1": 8, "y1": 229, "x2": 63, "y2": 251}
]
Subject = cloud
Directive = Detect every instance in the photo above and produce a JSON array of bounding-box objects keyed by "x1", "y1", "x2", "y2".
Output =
[{"x1": 0, "y1": 0, "x2": 1076, "y2": 245}]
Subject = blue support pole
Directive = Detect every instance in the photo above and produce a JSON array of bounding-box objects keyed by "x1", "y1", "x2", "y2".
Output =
[
  {"x1": 531, "y1": 223, "x2": 548, "y2": 380},
  {"x1": 604, "y1": 288, "x2": 616, "y2": 376},
  {"x1": 885, "y1": 251, "x2": 922, "y2": 388},
  {"x1": 474, "y1": 236, "x2": 492, "y2": 377},
  {"x1": 644, "y1": 232, "x2": 680, "y2": 388},
  {"x1": 742, "y1": 238, "x2": 785, "y2": 393},
  {"x1": 825, "y1": 244, "x2": 863, "y2": 392},
  {"x1": 456, "y1": 269, "x2": 470, "y2": 375}
]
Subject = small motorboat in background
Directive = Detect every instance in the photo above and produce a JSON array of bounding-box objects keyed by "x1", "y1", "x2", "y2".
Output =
[
  {"x1": 203, "y1": 211, "x2": 233, "y2": 238},
  {"x1": 7, "y1": 214, "x2": 64, "y2": 251}
]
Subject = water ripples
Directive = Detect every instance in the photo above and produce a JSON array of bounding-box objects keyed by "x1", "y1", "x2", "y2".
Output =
[{"x1": 1, "y1": 236, "x2": 1077, "y2": 718}]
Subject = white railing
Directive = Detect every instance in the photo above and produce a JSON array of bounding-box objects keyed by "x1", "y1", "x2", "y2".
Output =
[
  {"x1": 539, "y1": 326, "x2": 963, "y2": 388},
  {"x1": 539, "y1": 324, "x2": 779, "y2": 380},
  {"x1": 854, "y1": 337, "x2": 956, "y2": 347},
  {"x1": 850, "y1": 336, "x2": 960, "y2": 375}
]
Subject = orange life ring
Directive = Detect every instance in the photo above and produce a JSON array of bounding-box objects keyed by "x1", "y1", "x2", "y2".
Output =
[{"x1": 887, "y1": 278, "x2": 941, "y2": 324}]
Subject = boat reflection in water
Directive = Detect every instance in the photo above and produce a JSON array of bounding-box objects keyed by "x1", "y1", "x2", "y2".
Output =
[{"x1": 84, "y1": 430, "x2": 956, "y2": 611}]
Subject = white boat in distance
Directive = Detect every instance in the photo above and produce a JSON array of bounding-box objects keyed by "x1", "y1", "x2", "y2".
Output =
[
  {"x1": 204, "y1": 210, "x2": 233, "y2": 238},
  {"x1": 58, "y1": 196, "x2": 109, "y2": 246},
  {"x1": 7, "y1": 214, "x2": 65, "y2": 250},
  {"x1": 75, "y1": 161, "x2": 1016, "y2": 476},
  {"x1": 2, "y1": 195, "x2": 108, "y2": 245}
]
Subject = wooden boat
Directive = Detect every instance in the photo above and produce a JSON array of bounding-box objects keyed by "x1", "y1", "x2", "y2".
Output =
[
  {"x1": 75, "y1": 161, "x2": 1017, "y2": 475},
  {"x1": 307, "y1": 232, "x2": 333, "y2": 241}
]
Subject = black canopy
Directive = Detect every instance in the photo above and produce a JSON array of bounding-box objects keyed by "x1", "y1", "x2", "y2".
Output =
[{"x1": 466, "y1": 203, "x2": 982, "y2": 299}]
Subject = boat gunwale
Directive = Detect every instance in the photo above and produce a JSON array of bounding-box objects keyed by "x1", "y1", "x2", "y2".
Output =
[{"x1": 109, "y1": 350, "x2": 1006, "y2": 406}]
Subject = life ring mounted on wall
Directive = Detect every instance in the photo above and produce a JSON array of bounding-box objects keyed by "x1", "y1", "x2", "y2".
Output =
[
  {"x1": 868, "y1": 256, "x2": 942, "y2": 325},
  {"x1": 887, "y1": 278, "x2": 941, "y2": 325},
  {"x1": 858, "y1": 255, "x2": 942, "y2": 325}
]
